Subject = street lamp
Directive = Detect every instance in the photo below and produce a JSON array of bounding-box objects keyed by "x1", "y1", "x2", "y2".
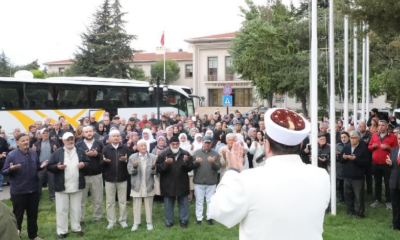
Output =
[{"x1": 148, "y1": 76, "x2": 169, "y2": 123}]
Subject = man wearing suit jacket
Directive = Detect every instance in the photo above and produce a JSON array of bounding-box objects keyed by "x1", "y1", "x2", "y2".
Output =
[
  {"x1": 339, "y1": 130, "x2": 369, "y2": 219},
  {"x1": 387, "y1": 133, "x2": 400, "y2": 230}
]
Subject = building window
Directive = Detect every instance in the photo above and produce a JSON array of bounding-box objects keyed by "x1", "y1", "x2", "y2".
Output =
[
  {"x1": 208, "y1": 57, "x2": 218, "y2": 81},
  {"x1": 59, "y1": 68, "x2": 65, "y2": 75},
  {"x1": 225, "y1": 56, "x2": 234, "y2": 81},
  {"x1": 185, "y1": 64, "x2": 193, "y2": 78},
  {"x1": 275, "y1": 94, "x2": 284, "y2": 103}
]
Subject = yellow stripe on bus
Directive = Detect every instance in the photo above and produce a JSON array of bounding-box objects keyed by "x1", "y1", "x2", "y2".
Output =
[
  {"x1": 33, "y1": 110, "x2": 56, "y2": 124},
  {"x1": 8, "y1": 111, "x2": 36, "y2": 132},
  {"x1": 54, "y1": 109, "x2": 88, "y2": 129},
  {"x1": 93, "y1": 110, "x2": 105, "y2": 121}
]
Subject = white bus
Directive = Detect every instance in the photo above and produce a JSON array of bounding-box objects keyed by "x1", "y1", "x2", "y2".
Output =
[{"x1": 0, "y1": 72, "x2": 195, "y2": 137}]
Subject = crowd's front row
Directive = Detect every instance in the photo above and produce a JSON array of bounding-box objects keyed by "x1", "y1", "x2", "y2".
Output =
[{"x1": 1, "y1": 125, "x2": 236, "y2": 240}]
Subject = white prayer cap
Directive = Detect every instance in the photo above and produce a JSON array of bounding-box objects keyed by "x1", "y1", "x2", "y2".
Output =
[
  {"x1": 226, "y1": 133, "x2": 236, "y2": 139},
  {"x1": 109, "y1": 130, "x2": 120, "y2": 136},
  {"x1": 62, "y1": 132, "x2": 74, "y2": 140},
  {"x1": 137, "y1": 139, "x2": 147, "y2": 146},
  {"x1": 264, "y1": 108, "x2": 310, "y2": 146}
]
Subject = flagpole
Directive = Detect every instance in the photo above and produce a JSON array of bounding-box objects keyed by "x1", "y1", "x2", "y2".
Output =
[
  {"x1": 310, "y1": 0, "x2": 318, "y2": 167},
  {"x1": 329, "y1": 0, "x2": 336, "y2": 216},
  {"x1": 344, "y1": 15, "x2": 349, "y2": 129},
  {"x1": 353, "y1": 24, "x2": 358, "y2": 129},
  {"x1": 163, "y1": 31, "x2": 166, "y2": 83},
  {"x1": 361, "y1": 23, "x2": 366, "y2": 123}
]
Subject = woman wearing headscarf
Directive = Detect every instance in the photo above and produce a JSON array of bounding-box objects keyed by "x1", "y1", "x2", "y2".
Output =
[
  {"x1": 208, "y1": 119, "x2": 216, "y2": 131},
  {"x1": 195, "y1": 119, "x2": 203, "y2": 134},
  {"x1": 212, "y1": 130, "x2": 225, "y2": 150},
  {"x1": 190, "y1": 133, "x2": 203, "y2": 155},
  {"x1": 172, "y1": 125, "x2": 180, "y2": 137},
  {"x1": 245, "y1": 128, "x2": 257, "y2": 169},
  {"x1": 205, "y1": 130, "x2": 214, "y2": 138},
  {"x1": 249, "y1": 130, "x2": 265, "y2": 168},
  {"x1": 127, "y1": 139, "x2": 157, "y2": 231},
  {"x1": 165, "y1": 126, "x2": 174, "y2": 143},
  {"x1": 133, "y1": 123, "x2": 143, "y2": 139},
  {"x1": 142, "y1": 128, "x2": 156, "y2": 153},
  {"x1": 184, "y1": 118, "x2": 195, "y2": 134},
  {"x1": 151, "y1": 136, "x2": 169, "y2": 204},
  {"x1": 187, "y1": 128, "x2": 198, "y2": 143},
  {"x1": 122, "y1": 124, "x2": 133, "y2": 144},
  {"x1": 178, "y1": 133, "x2": 195, "y2": 201}
]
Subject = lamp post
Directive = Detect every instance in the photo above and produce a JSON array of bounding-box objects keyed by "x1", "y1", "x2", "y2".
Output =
[{"x1": 148, "y1": 76, "x2": 168, "y2": 123}]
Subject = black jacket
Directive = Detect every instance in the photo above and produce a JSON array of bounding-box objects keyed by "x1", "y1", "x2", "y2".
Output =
[
  {"x1": 47, "y1": 148, "x2": 90, "y2": 192},
  {"x1": 339, "y1": 142, "x2": 369, "y2": 179},
  {"x1": 156, "y1": 148, "x2": 194, "y2": 197},
  {"x1": 49, "y1": 129, "x2": 65, "y2": 146},
  {"x1": 33, "y1": 139, "x2": 60, "y2": 159},
  {"x1": 0, "y1": 137, "x2": 9, "y2": 169},
  {"x1": 300, "y1": 137, "x2": 310, "y2": 164},
  {"x1": 389, "y1": 147, "x2": 400, "y2": 189},
  {"x1": 102, "y1": 143, "x2": 130, "y2": 182},
  {"x1": 318, "y1": 144, "x2": 331, "y2": 170},
  {"x1": 75, "y1": 140, "x2": 104, "y2": 176}
]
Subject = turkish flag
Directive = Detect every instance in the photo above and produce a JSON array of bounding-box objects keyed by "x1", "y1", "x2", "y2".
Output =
[{"x1": 160, "y1": 32, "x2": 164, "y2": 46}]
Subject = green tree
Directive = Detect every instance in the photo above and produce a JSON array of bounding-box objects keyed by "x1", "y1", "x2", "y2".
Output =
[
  {"x1": 129, "y1": 66, "x2": 147, "y2": 81},
  {"x1": 150, "y1": 60, "x2": 180, "y2": 84},
  {"x1": 72, "y1": 0, "x2": 138, "y2": 78},
  {"x1": 0, "y1": 51, "x2": 12, "y2": 77},
  {"x1": 30, "y1": 69, "x2": 45, "y2": 79}
]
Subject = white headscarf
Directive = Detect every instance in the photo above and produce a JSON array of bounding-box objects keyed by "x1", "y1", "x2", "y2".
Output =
[
  {"x1": 142, "y1": 128, "x2": 155, "y2": 152},
  {"x1": 179, "y1": 133, "x2": 191, "y2": 151},
  {"x1": 206, "y1": 130, "x2": 214, "y2": 138},
  {"x1": 235, "y1": 133, "x2": 244, "y2": 143},
  {"x1": 192, "y1": 133, "x2": 203, "y2": 151}
]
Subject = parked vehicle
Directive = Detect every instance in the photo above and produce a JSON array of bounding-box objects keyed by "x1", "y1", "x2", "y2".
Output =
[{"x1": 242, "y1": 108, "x2": 268, "y2": 118}]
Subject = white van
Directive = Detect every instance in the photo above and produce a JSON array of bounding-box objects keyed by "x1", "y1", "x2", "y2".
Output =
[{"x1": 393, "y1": 109, "x2": 400, "y2": 125}]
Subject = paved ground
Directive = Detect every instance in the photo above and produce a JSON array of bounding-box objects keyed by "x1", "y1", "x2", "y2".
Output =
[{"x1": 0, "y1": 185, "x2": 10, "y2": 200}]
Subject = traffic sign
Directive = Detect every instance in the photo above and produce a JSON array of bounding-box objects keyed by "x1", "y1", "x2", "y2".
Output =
[
  {"x1": 223, "y1": 85, "x2": 233, "y2": 96},
  {"x1": 223, "y1": 95, "x2": 232, "y2": 107}
]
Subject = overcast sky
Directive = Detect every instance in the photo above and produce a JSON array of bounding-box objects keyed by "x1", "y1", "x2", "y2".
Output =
[{"x1": 0, "y1": 0, "x2": 300, "y2": 67}]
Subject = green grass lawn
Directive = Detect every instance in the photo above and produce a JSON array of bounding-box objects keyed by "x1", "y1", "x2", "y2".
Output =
[{"x1": 1, "y1": 191, "x2": 399, "y2": 240}]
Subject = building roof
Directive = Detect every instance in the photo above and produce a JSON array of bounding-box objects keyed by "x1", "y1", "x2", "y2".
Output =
[
  {"x1": 185, "y1": 32, "x2": 237, "y2": 43},
  {"x1": 43, "y1": 51, "x2": 193, "y2": 65}
]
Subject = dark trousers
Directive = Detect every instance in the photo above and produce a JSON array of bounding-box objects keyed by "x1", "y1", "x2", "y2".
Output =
[
  {"x1": 373, "y1": 163, "x2": 391, "y2": 202},
  {"x1": 365, "y1": 161, "x2": 373, "y2": 194},
  {"x1": 38, "y1": 168, "x2": 55, "y2": 200},
  {"x1": 344, "y1": 178, "x2": 365, "y2": 217},
  {"x1": 163, "y1": 196, "x2": 189, "y2": 225},
  {"x1": 11, "y1": 191, "x2": 40, "y2": 239},
  {"x1": 337, "y1": 178, "x2": 345, "y2": 201},
  {"x1": 391, "y1": 188, "x2": 400, "y2": 228}
]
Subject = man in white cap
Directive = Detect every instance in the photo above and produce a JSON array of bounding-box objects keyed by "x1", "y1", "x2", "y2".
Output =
[
  {"x1": 47, "y1": 132, "x2": 90, "y2": 239},
  {"x1": 209, "y1": 108, "x2": 330, "y2": 240}
]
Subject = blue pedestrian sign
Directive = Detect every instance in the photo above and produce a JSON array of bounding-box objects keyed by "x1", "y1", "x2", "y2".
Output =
[{"x1": 223, "y1": 95, "x2": 232, "y2": 107}]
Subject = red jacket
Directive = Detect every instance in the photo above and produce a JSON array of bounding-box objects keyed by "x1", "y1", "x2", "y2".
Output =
[
  {"x1": 138, "y1": 120, "x2": 153, "y2": 129},
  {"x1": 368, "y1": 132, "x2": 398, "y2": 165}
]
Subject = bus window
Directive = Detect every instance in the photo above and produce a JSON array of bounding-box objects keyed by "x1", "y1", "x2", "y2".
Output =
[
  {"x1": 56, "y1": 85, "x2": 89, "y2": 109},
  {"x1": 24, "y1": 83, "x2": 52, "y2": 109},
  {"x1": 0, "y1": 82, "x2": 23, "y2": 110},
  {"x1": 90, "y1": 86, "x2": 123, "y2": 108},
  {"x1": 128, "y1": 87, "x2": 150, "y2": 107}
]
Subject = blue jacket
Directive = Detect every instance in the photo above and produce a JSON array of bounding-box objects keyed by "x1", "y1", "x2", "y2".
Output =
[{"x1": 2, "y1": 149, "x2": 43, "y2": 195}]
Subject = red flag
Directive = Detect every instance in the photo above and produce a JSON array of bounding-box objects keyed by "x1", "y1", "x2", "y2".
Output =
[{"x1": 160, "y1": 32, "x2": 164, "y2": 46}]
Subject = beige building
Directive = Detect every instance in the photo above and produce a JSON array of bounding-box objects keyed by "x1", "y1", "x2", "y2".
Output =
[{"x1": 44, "y1": 31, "x2": 390, "y2": 110}]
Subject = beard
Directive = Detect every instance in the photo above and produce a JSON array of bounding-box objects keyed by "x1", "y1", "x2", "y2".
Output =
[
  {"x1": 85, "y1": 136, "x2": 94, "y2": 141},
  {"x1": 171, "y1": 147, "x2": 179, "y2": 154}
]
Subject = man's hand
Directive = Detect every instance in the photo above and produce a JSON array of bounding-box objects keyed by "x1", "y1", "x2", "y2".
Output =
[
  {"x1": 77, "y1": 162, "x2": 85, "y2": 169},
  {"x1": 10, "y1": 162, "x2": 21, "y2": 171},
  {"x1": 57, "y1": 162, "x2": 67, "y2": 170},
  {"x1": 165, "y1": 157, "x2": 173, "y2": 164},
  {"x1": 119, "y1": 154, "x2": 128, "y2": 162},
  {"x1": 53, "y1": 145, "x2": 57, "y2": 151},
  {"x1": 208, "y1": 156, "x2": 216, "y2": 163},
  {"x1": 348, "y1": 154, "x2": 356, "y2": 161},
  {"x1": 228, "y1": 142, "x2": 244, "y2": 171},
  {"x1": 386, "y1": 155, "x2": 393, "y2": 166},
  {"x1": 183, "y1": 155, "x2": 189, "y2": 162},
  {"x1": 103, "y1": 156, "x2": 111, "y2": 163},
  {"x1": 1, "y1": 152, "x2": 6, "y2": 158},
  {"x1": 32, "y1": 145, "x2": 37, "y2": 151},
  {"x1": 372, "y1": 143, "x2": 378, "y2": 150},
  {"x1": 133, "y1": 161, "x2": 139, "y2": 167},
  {"x1": 304, "y1": 148, "x2": 310, "y2": 154},
  {"x1": 318, "y1": 157, "x2": 327, "y2": 162},
  {"x1": 221, "y1": 149, "x2": 227, "y2": 159},
  {"x1": 151, "y1": 162, "x2": 156, "y2": 169},
  {"x1": 40, "y1": 160, "x2": 49, "y2": 168},
  {"x1": 381, "y1": 144, "x2": 389, "y2": 150},
  {"x1": 343, "y1": 153, "x2": 348, "y2": 159},
  {"x1": 195, "y1": 156, "x2": 202, "y2": 163}
]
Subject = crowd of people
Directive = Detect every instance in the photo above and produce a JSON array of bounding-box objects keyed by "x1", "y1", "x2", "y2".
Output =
[
  {"x1": 0, "y1": 109, "x2": 267, "y2": 239},
  {"x1": 1, "y1": 106, "x2": 400, "y2": 239}
]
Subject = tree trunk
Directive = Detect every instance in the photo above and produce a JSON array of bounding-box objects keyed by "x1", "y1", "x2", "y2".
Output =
[
  {"x1": 300, "y1": 94, "x2": 309, "y2": 117},
  {"x1": 266, "y1": 93, "x2": 274, "y2": 108}
]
